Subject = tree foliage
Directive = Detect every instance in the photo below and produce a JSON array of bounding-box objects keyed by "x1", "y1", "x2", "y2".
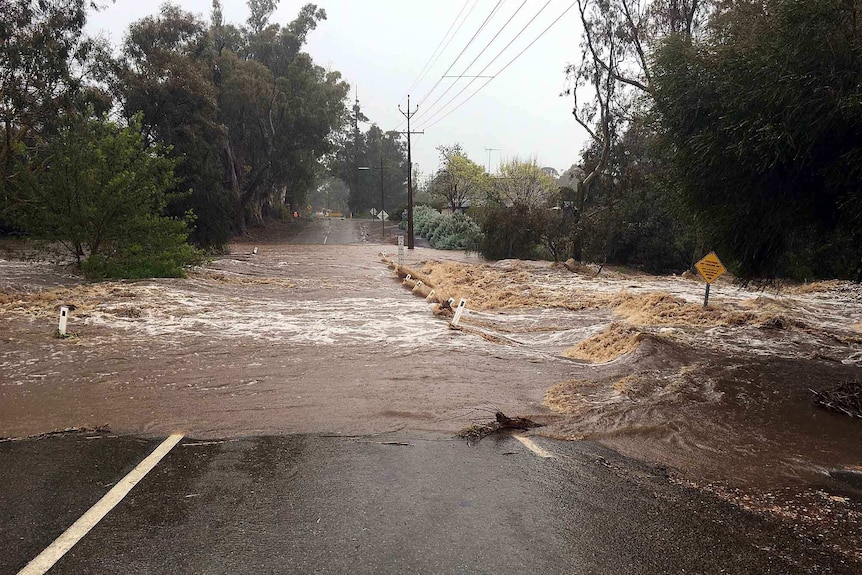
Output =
[
  {"x1": 17, "y1": 112, "x2": 201, "y2": 278},
  {"x1": 490, "y1": 158, "x2": 557, "y2": 208},
  {"x1": 430, "y1": 145, "x2": 488, "y2": 212},
  {"x1": 1, "y1": 0, "x2": 111, "y2": 228},
  {"x1": 113, "y1": 1, "x2": 349, "y2": 244},
  {"x1": 652, "y1": 0, "x2": 862, "y2": 279},
  {"x1": 117, "y1": 5, "x2": 231, "y2": 249},
  {"x1": 2, "y1": 0, "x2": 354, "y2": 277},
  {"x1": 328, "y1": 102, "x2": 408, "y2": 215}
]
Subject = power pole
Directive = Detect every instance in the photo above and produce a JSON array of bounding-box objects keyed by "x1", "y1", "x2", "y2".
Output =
[
  {"x1": 351, "y1": 90, "x2": 360, "y2": 218},
  {"x1": 398, "y1": 95, "x2": 423, "y2": 250},
  {"x1": 379, "y1": 153, "x2": 385, "y2": 239},
  {"x1": 485, "y1": 147, "x2": 500, "y2": 173}
]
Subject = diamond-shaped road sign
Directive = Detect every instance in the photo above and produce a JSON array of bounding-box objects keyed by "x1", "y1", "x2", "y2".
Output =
[
  {"x1": 377, "y1": 210, "x2": 389, "y2": 221},
  {"x1": 695, "y1": 251, "x2": 726, "y2": 284}
]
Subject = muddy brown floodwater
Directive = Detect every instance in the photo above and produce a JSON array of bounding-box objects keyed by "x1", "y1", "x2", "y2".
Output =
[{"x1": 2, "y1": 227, "x2": 861, "y2": 562}]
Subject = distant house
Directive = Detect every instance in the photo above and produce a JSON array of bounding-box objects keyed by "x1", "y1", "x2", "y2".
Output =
[{"x1": 441, "y1": 199, "x2": 472, "y2": 216}]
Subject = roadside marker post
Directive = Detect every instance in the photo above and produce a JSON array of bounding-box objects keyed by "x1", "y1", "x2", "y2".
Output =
[
  {"x1": 412, "y1": 280, "x2": 423, "y2": 292},
  {"x1": 58, "y1": 306, "x2": 69, "y2": 336},
  {"x1": 695, "y1": 251, "x2": 727, "y2": 307},
  {"x1": 451, "y1": 298, "x2": 467, "y2": 327},
  {"x1": 397, "y1": 236, "x2": 404, "y2": 267}
]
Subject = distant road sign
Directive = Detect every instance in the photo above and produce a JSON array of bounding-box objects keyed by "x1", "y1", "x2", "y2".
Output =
[
  {"x1": 695, "y1": 252, "x2": 726, "y2": 284},
  {"x1": 370, "y1": 208, "x2": 377, "y2": 216},
  {"x1": 377, "y1": 210, "x2": 389, "y2": 221}
]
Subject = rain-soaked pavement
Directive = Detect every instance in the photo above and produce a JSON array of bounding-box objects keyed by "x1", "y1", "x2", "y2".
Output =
[
  {"x1": 1, "y1": 217, "x2": 861, "y2": 572},
  {"x1": 3, "y1": 431, "x2": 859, "y2": 575}
]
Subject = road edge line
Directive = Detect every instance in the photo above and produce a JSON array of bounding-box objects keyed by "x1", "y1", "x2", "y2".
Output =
[
  {"x1": 17, "y1": 433, "x2": 184, "y2": 575},
  {"x1": 514, "y1": 435, "x2": 556, "y2": 459}
]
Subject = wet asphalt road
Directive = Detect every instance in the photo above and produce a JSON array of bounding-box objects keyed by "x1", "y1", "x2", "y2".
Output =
[{"x1": 3, "y1": 432, "x2": 857, "y2": 574}]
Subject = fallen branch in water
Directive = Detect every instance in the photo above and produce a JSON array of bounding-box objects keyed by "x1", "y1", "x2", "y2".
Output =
[
  {"x1": 810, "y1": 382, "x2": 862, "y2": 419},
  {"x1": 457, "y1": 411, "x2": 545, "y2": 444}
]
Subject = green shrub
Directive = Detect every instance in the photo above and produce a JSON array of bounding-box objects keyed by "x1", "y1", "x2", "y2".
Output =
[
  {"x1": 410, "y1": 205, "x2": 483, "y2": 251},
  {"x1": 81, "y1": 215, "x2": 205, "y2": 280}
]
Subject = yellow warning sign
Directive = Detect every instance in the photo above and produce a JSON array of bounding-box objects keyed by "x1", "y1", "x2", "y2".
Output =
[{"x1": 695, "y1": 252, "x2": 727, "y2": 284}]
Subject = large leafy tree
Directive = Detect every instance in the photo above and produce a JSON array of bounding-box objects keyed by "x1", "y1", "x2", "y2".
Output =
[
  {"x1": 358, "y1": 125, "x2": 408, "y2": 213},
  {"x1": 652, "y1": 0, "x2": 862, "y2": 279},
  {"x1": 116, "y1": 1, "x2": 349, "y2": 238},
  {"x1": 17, "y1": 112, "x2": 200, "y2": 278},
  {"x1": 563, "y1": 0, "x2": 714, "y2": 262},
  {"x1": 217, "y1": 2, "x2": 349, "y2": 231},
  {"x1": 328, "y1": 98, "x2": 369, "y2": 215},
  {"x1": 0, "y1": 0, "x2": 111, "y2": 228},
  {"x1": 117, "y1": 5, "x2": 232, "y2": 250},
  {"x1": 431, "y1": 145, "x2": 488, "y2": 212},
  {"x1": 328, "y1": 105, "x2": 409, "y2": 216},
  {"x1": 490, "y1": 158, "x2": 556, "y2": 208}
]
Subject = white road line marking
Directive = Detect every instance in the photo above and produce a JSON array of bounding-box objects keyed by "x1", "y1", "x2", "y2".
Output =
[
  {"x1": 17, "y1": 434, "x2": 184, "y2": 575},
  {"x1": 514, "y1": 435, "x2": 556, "y2": 459}
]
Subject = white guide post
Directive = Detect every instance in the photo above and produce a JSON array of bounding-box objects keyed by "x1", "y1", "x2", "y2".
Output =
[
  {"x1": 451, "y1": 299, "x2": 467, "y2": 327},
  {"x1": 58, "y1": 306, "x2": 69, "y2": 336}
]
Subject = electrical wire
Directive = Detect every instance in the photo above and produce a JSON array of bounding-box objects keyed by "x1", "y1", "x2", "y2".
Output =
[
  {"x1": 400, "y1": 0, "x2": 476, "y2": 105},
  {"x1": 417, "y1": 0, "x2": 554, "y2": 128},
  {"x1": 410, "y1": 0, "x2": 528, "y2": 124},
  {"x1": 420, "y1": 0, "x2": 577, "y2": 131},
  {"x1": 414, "y1": 0, "x2": 504, "y2": 110}
]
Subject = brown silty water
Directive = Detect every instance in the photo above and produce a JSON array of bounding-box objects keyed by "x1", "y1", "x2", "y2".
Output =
[{"x1": 2, "y1": 231, "x2": 861, "y2": 559}]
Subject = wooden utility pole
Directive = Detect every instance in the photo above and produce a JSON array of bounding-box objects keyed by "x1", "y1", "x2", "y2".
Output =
[
  {"x1": 398, "y1": 96, "x2": 423, "y2": 250},
  {"x1": 379, "y1": 154, "x2": 385, "y2": 239}
]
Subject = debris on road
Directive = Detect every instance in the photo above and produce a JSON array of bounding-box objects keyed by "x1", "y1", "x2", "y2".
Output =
[
  {"x1": 457, "y1": 412, "x2": 545, "y2": 443},
  {"x1": 811, "y1": 382, "x2": 862, "y2": 419},
  {"x1": 0, "y1": 425, "x2": 111, "y2": 443}
]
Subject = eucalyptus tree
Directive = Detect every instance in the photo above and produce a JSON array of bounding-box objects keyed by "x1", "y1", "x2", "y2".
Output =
[
  {"x1": 564, "y1": 0, "x2": 713, "y2": 261},
  {"x1": 358, "y1": 125, "x2": 409, "y2": 213},
  {"x1": 216, "y1": 2, "x2": 349, "y2": 231},
  {"x1": 117, "y1": 4, "x2": 232, "y2": 249}
]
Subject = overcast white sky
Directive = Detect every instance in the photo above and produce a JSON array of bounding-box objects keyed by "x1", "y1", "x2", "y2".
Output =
[{"x1": 87, "y1": 0, "x2": 587, "y2": 177}]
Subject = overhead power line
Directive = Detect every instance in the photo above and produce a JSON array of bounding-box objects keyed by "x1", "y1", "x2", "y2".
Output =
[
  {"x1": 414, "y1": 0, "x2": 504, "y2": 110},
  {"x1": 400, "y1": 0, "x2": 476, "y2": 105},
  {"x1": 420, "y1": 0, "x2": 577, "y2": 131},
  {"x1": 417, "y1": 0, "x2": 555, "y2": 128},
  {"x1": 411, "y1": 0, "x2": 529, "y2": 124}
]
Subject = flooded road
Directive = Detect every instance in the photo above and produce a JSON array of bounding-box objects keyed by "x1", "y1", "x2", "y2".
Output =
[
  {"x1": 1, "y1": 218, "x2": 861, "y2": 562},
  {"x1": 0, "y1": 221, "x2": 573, "y2": 439}
]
